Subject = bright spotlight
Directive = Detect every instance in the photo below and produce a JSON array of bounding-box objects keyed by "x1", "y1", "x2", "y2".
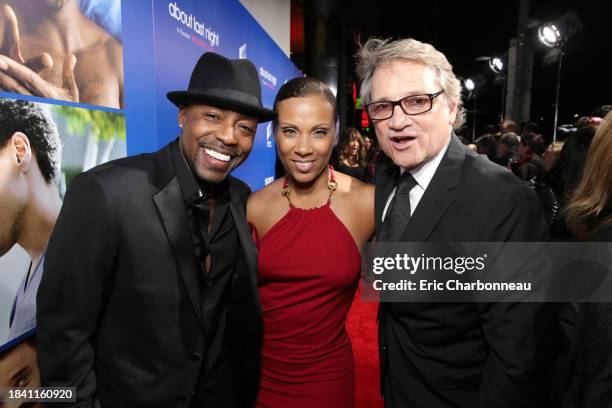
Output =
[
  {"x1": 538, "y1": 24, "x2": 561, "y2": 47},
  {"x1": 489, "y1": 57, "x2": 503, "y2": 74},
  {"x1": 464, "y1": 79, "x2": 475, "y2": 91}
]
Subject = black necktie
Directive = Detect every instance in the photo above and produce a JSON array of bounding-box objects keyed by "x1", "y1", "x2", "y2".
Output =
[
  {"x1": 190, "y1": 197, "x2": 211, "y2": 271},
  {"x1": 378, "y1": 171, "x2": 417, "y2": 242}
]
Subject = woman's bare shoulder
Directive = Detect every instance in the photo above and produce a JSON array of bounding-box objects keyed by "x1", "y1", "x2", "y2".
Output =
[
  {"x1": 331, "y1": 171, "x2": 375, "y2": 245},
  {"x1": 334, "y1": 171, "x2": 374, "y2": 205},
  {"x1": 247, "y1": 178, "x2": 290, "y2": 239},
  {"x1": 247, "y1": 178, "x2": 288, "y2": 224}
]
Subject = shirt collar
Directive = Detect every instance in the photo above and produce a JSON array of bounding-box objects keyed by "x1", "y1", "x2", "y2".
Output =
[
  {"x1": 170, "y1": 140, "x2": 231, "y2": 206},
  {"x1": 401, "y1": 133, "x2": 451, "y2": 191}
]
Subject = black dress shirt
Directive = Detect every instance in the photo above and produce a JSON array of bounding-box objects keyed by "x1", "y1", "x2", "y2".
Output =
[{"x1": 170, "y1": 142, "x2": 240, "y2": 397}]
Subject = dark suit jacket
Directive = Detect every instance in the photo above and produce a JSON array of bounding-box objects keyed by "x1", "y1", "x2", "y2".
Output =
[
  {"x1": 580, "y1": 224, "x2": 612, "y2": 408},
  {"x1": 376, "y1": 135, "x2": 554, "y2": 408},
  {"x1": 37, "y1": 142, "x2": 262, "y2": 408}
]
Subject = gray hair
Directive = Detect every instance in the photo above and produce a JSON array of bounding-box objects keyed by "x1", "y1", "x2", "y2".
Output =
[{"x1": 356, "y1": 37, "x2": 465, "y2": 129}]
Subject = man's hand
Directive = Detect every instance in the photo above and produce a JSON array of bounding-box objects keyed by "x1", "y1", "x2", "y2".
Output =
[
  {"x1": 0, "y1": 4, "x2": 78, "y2": 102},
  {"x1": 0, "y1": 53, "x2": 79, "y2": 101},
  {"x1": 1, "y1": 4, "x2": 53, "y2": 73}
]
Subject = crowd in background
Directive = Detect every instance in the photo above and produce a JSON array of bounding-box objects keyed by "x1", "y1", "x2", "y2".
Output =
[
  {"x1": 468, "y1": 105, "x2": 611, "y2": 242},
  {"x1": 334, "y1": 104, "x2": 612, "y2": 244}
]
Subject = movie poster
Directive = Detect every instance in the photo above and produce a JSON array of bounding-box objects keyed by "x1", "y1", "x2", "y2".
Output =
[{"x1": 0, "y1": 0, "x2": 125, "y2": 399}]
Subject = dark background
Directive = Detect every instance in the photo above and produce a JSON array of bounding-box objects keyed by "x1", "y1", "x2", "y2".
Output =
[{"x1": 291, "y1": 0, "x2": 611, "y2": 140}]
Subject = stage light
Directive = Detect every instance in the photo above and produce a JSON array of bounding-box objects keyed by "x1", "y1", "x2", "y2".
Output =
[
  {"x1": 464, "y1": 78, "x2": 475, "y2": 91},
  {"x1": 463, "y1": 78, "x2": 477, "y2": 142},
  {"x1": 538, "y1": 23, "x2": 564, "y2": 142},
  {"x1": 489, "y1": 57, "x2": 503, "y2": 74},
  {"x1": 538, "y1": 24, "x2": 561, "y2": 47},
  {"x1": 535, "y1": 13, "x2": 583, "y2": 142}
]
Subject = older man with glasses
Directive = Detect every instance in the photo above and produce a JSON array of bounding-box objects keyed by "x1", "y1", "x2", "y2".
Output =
[{"x1": 357, "y1": 38, "x2": 556, "y2": 408}]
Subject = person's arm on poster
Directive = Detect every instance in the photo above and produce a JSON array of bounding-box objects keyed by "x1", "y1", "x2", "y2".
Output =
[
  {"x1": 476, "y1": 184, "x2": 558, "y2": 407},
  {"x1": 37, "y1": 172, "x2": 117, "y2": 408},
  {"x1": 0, "y1": 4, "x2": 79, "y2": 102}
]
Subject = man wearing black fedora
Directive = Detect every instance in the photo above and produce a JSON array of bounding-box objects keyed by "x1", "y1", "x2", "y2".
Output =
[{"x1": 36, "y1": 52, "x2": 276, "y2": 408}]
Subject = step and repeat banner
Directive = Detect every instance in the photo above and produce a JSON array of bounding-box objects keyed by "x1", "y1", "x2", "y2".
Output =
[{"x1": 0, "y1": 0, "x2": 297, "y2": 391}]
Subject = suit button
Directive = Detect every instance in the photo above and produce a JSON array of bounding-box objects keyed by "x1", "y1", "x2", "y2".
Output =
[
  {"x1": 191, "y1": 352, "x2": 202, "y2": 361},
  {"x1": 382, "y1": 346, "x2": 387, "y2": 351}
]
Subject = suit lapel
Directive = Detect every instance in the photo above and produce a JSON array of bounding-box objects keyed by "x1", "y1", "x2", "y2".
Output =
[
  {"x1": 152, "y1": 144, "x2": 204, "y2": 329},
  {"x1": 401, "y1": 185, "x2": 456, "y2": 242},
  {"x1": 401, "y1": 134, "x2": 465, "y2": 242},
  {"x1": 228, "y1": 180, "x2": 261, "y2": 319}
]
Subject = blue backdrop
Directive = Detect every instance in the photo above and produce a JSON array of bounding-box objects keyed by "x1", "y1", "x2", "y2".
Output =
[{"x1": 123, "y1": 0, "x2": 300, "y2": 190}]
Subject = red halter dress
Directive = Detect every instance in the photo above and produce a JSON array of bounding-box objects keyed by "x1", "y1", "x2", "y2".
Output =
[{"x1": 255, "y1": 172, "x2": 361, "y2": 407}]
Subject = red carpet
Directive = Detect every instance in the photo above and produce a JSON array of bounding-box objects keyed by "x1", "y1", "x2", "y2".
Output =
[{"x1": 346, "y1": 283, "x2": 384, "y2": 408}]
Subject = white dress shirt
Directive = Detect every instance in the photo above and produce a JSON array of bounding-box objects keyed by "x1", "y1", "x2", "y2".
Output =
[{"x1": 382, "y1": 135, "x2": 452, "y2": 222}]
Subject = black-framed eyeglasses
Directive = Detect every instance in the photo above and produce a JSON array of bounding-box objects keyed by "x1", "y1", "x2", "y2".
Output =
[{"x1": 365, "y1": 90, "x2": 445, "y2": 120}]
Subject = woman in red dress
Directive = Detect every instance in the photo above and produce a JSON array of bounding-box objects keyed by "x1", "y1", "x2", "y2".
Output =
[{"x1": 248, "y1": 77, "x2": 374, "y2": 407}]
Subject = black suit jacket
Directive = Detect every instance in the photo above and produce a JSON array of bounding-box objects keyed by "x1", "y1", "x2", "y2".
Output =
[
  {"x1": 580, "y1": 224, "x2": 612, "y2": 408},
  {"x1": 37, "y1": 142, "x2": 262, "y2": 408},
  {"x1": 376, "y1": 135, "x2": 554, "y2": 408}
]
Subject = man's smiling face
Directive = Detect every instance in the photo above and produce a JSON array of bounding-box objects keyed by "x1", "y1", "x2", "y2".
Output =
[
  {"x1": 178, "y1": 104, "x2": 257, "y2": 184},
  {"x1": 370, "y1": 59, "x2": 457, "y2": 170}
]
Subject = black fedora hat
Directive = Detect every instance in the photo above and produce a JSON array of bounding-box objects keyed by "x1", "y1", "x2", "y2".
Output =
[{"x1": 167, "y1": 52, "x2": 276, "y2": 123}]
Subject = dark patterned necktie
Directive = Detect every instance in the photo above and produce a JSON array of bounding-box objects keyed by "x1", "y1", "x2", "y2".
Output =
[
  {"x1": 378, "y1": 171, "x2": 417, "y2": 242},
  {"x1": 190, "y1": 198, "x2": 211, "y2": 272}
]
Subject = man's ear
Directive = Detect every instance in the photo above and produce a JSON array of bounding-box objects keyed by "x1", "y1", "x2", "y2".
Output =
[
  {"x1": 448, "y1": 100, "x2": 458, "y2": 126},
  {"x1": 178, "y1": 105, "x2": 188, "y2": 129},
  {"x1": 11, "y1": 132, "x2": 32, "y2": 171}
]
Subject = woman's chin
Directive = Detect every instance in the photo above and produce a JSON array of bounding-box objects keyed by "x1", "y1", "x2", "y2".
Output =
[{"x1": 287, "y1": 165, "x2": 327, "y2": 186}]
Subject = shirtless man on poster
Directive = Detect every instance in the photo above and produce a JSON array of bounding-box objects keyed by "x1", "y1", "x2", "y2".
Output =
[{"x1": 0, "y1": 0, "x2": 123, "y2": 109}]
